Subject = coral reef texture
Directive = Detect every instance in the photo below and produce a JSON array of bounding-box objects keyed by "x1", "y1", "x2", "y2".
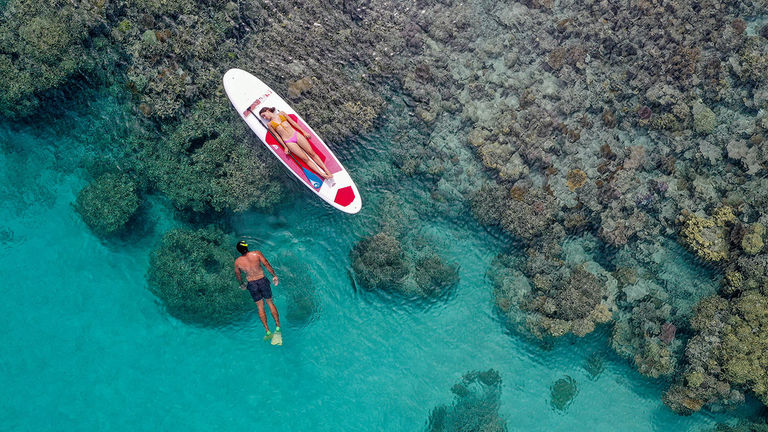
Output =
[
  {"x1": 5, "y1": 0, "x2": 768, "y2": 418},
  {"x1": 426, "y1": 369, "x2": 506, "y2": 432},
  {"x1": 147, "y1": 227, "x2": 250, "y2": 326},
  {"x1": 75, "y1": 173, "x2": 140, "y2": 236}
]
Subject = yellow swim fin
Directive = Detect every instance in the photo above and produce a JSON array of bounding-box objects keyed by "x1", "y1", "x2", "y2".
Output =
[{"x1": 271, "y1": 331, "x2": 282, "y2": 346}]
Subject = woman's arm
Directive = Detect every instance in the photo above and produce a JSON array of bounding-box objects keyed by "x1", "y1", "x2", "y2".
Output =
[
  {"x1": 267, "y1": 124, "x2": 290, "y2": 154},
  {"x1": 283, "y1": 112, "x2": 311, "y2": 139}
]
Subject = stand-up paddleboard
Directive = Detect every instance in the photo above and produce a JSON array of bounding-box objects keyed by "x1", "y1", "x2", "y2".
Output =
[{"x1": 223, "y1": 68, "x2": 362, "y2": 214}]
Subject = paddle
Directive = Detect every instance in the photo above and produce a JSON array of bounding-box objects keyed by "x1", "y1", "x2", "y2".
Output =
[{"x1": 246, "y1": 107, "x2": 324, "y2": 190}]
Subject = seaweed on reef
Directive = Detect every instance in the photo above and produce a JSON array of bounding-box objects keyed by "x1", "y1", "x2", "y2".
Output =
[
  {"x1": 426, "y1": 369, "x2": 506, "y2": 432},
  {"x1": 147, "y1": 226, "x2": 251, "y2": 326}
]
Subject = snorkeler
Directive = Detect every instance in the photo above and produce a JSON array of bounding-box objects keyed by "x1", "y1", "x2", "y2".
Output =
[
  {"x1": 234, "y1": 241, "x2": 282, "y2": 344},
  {"x1": 258, "y1": 106, "x2": 334, "y2": 179}
]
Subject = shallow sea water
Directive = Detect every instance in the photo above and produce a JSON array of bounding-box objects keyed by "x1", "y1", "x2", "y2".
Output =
[{"x1": 0, "y1": 96, "x2": 760, "y2": 431}]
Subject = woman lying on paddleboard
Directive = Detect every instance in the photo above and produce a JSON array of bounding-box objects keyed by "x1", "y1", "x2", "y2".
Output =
[{"x1": 259, "y1": 107, "x2": 333, "y2": 179}]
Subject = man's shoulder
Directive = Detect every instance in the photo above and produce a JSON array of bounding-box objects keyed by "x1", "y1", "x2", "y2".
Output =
[{"x1": 248, "y1": 250, "x2": 263, "y2": 257}]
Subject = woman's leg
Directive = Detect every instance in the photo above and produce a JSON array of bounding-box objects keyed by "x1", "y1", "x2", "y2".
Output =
[
  {"x1": 296, "y1": 135, "x2": 333, "y2": 177},
  {"x1": 286, "y1": 142, "x2": 330, "y2": 179}
]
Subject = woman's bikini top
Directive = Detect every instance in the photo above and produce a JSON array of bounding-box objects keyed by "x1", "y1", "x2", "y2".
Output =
[{"x1": 270, "y1": 113, "x2": 292, "y2": 131}]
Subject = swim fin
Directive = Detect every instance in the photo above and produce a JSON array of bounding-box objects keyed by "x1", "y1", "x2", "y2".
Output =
[{"x1": 271, "y1": 330, "x2": 283, "y2": 346}]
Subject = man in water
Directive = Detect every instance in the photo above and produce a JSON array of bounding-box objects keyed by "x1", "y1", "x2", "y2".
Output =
[{"x1": 234, "y1": 241, "x2": 281, "y2": 342}]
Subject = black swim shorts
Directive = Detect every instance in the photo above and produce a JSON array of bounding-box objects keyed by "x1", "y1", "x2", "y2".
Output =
[{"x1": 246, "y1": 277, "x2": 272, "y2": 302}]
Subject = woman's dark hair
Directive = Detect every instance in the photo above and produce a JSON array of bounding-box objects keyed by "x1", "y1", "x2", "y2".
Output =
[
  {"x1": 258, "y1": 107, "x2": 275, "y2": 115},
  {"x1": 236, "y1": 241, "x2": 249, "y2": 255}
]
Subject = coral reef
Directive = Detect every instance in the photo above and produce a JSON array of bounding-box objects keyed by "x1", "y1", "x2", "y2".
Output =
[
  {"x1": 664, "y1": 290, "x2": 768, "y2": 414},
  {"x1": 350, "y1": 232, "x2": 409, "y2": 292},
  {"x1": 74, "y1": 172, "x2": 140, "y2": 237},
  {"x1": 678, "y1": 207, "x2": 736, "y2": 263},
  {"x1": 492, "y1": 236, "x2": 617, "y2": 338},
  {"x1": 706, "y1": 418, "x2": 768, "y2": 432},
  {"x1": 114, "y1": 0, "x2": 386, "y2": 141},
  {"x1": 583, "y1": 353, "x2": 604, "y2": 380},
  {"x1": 741, "y1": 224, "x2": 765, "y2": 256},
  {"x1": 609, "y1": 238, "x2": 718, "y2": 379},
  {"x1": 550, "y1": 375, "x2": 578, "y2": 411},
  {"x1": 4, "y1": 0, "x2": 768, "y2": 419},
  {"x1": 350, "y1": 229, "x2": 459, "y2": 299},
  {"x1": 128, "y1": 97, "x2": 287, "y2": 213},
  {"x1": 0, "y1": 0, "x2": 114, "y2": 117},
  {"x1": 426, "y1": 369, "x2": 506, "y2": 432},
  {"x1": 147, "y1": 227, "x2": 250, "y2": 326},
  {"x1": 278, "y1": 259, "x2": 320, "y2": 326},
  {"x1": 611, "y1": 298, "x2": 677, "y2": 378}
]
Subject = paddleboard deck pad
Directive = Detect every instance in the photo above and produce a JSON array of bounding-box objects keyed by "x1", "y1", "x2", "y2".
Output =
[{"x1": 223, "y1": 68, "x2": 362, "y2": 214}]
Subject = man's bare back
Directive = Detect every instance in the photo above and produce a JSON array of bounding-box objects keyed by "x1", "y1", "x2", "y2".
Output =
[{"x1": 234, "y1": 251, "x2": 278, "y2": 283}]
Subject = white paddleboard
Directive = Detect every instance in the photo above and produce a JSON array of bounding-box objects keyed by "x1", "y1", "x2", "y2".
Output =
[{"x1": 223, "y1": 68, "x2": 362, "y2": 214}]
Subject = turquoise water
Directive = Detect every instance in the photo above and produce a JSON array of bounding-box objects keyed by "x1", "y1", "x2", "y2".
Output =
[{"x1": 0, "y1": 94, "x2": 759, "y2": 431}]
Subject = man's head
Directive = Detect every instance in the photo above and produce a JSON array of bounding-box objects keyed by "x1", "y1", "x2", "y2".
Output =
[{"x1": 236, "y1": 241, "x2": 249, "y2": 255}]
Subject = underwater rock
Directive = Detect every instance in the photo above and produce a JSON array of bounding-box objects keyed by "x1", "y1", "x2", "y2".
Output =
[
  {"x1": 147, "y1": 227, "x2": 250, "y2": 326},
  {"x1": 75, "y1": 173, "x2": 140, "y2": 237},
  {"x1": 426, "y1": 369, "x2": 506, "y2": 432},
  {"x1": 550, "y1": 375, "x2": 578, "y2": 411}
]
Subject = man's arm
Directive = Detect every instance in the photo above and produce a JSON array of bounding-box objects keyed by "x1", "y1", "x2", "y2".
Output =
[
  {"x1": 259, "y1": 252, "x2": 279, "y2": 286},
  {"x1": 234, "y1": 262, "x2": 246, "y2": 289}
]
